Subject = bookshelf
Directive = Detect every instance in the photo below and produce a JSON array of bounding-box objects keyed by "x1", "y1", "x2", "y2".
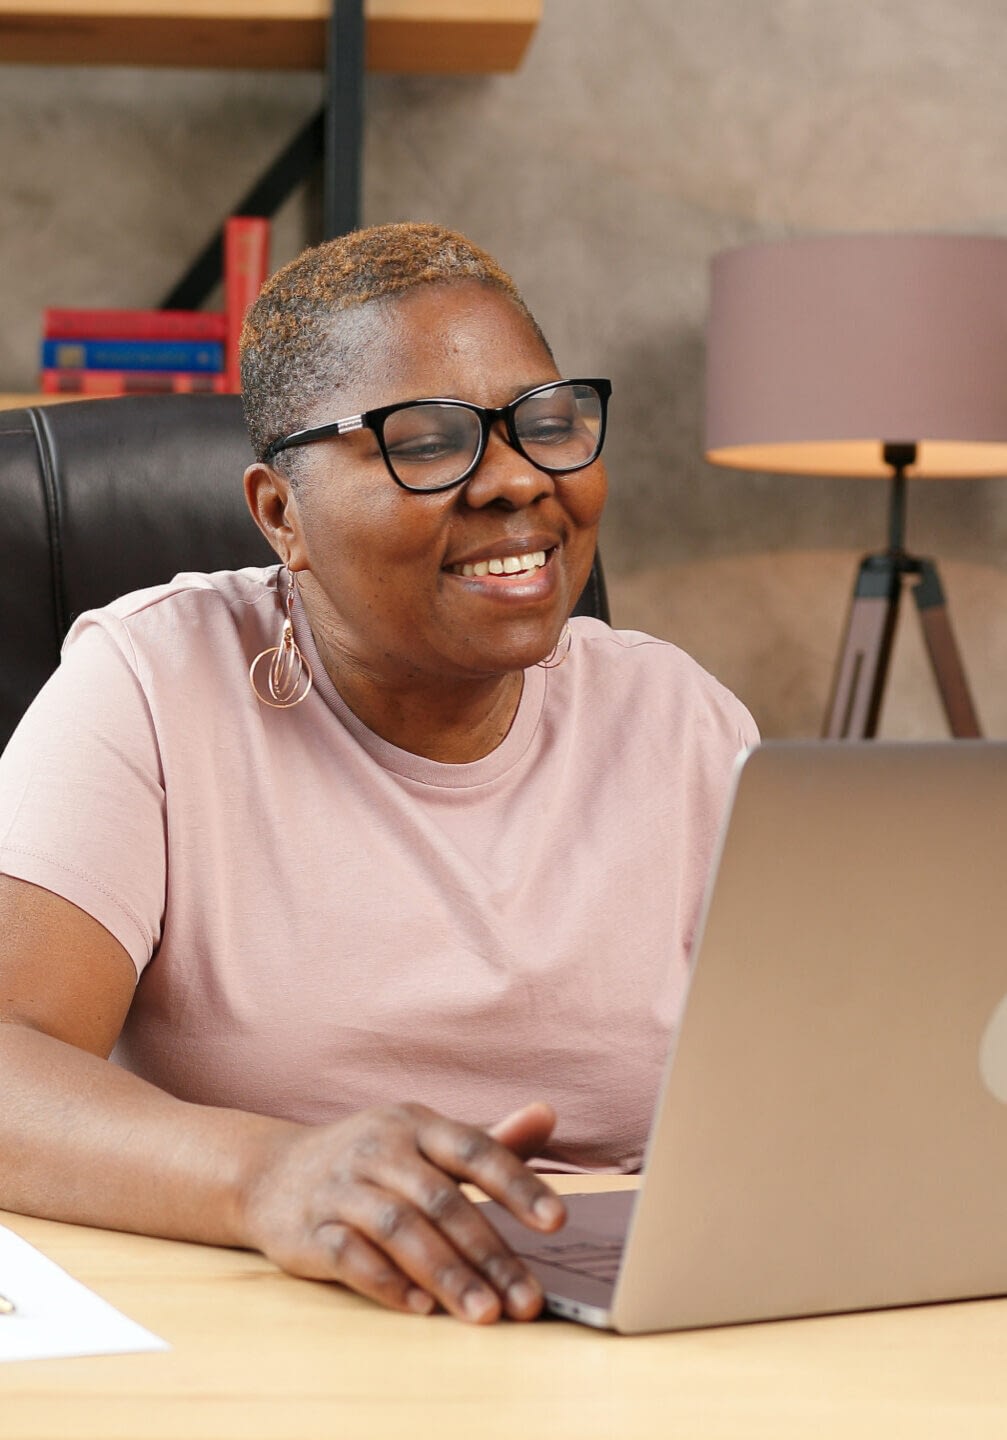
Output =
[
  {"x1": 1, "y1": 1, "x2": 543, "y2": 408},
  {"x1": 0, "y1": 1, "x2": 541, "y2": 72}
]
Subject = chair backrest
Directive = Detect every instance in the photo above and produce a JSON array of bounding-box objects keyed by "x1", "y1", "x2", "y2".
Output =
[{"x1": 0, "y1": 394, "x2": 609, "y2": 750}]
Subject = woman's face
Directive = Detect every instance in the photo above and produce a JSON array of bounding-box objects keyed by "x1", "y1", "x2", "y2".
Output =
[{"x1": 269, "y1": 280, "x2": 607, "y2": 691}]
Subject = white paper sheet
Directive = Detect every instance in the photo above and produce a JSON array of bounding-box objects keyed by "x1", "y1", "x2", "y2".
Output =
[{"x1": 0, "y1": 1223, "x2": 168, "y2": 1363}]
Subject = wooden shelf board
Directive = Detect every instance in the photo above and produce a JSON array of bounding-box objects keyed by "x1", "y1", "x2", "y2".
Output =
[
  {"x1": 0, "y1": 1, "x2": 542, "y2": 71},
  {"x1": 1, "y1": 392, "x2": 118, "y2": 409}
]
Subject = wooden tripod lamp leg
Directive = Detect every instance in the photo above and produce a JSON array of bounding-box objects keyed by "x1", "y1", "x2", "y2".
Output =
[
  {"x1": 912, "y1": 560, "x2": 982, "y2": 738},
  {"x1": 823, "y1": 556, "x2": 901, "y2": 739}
]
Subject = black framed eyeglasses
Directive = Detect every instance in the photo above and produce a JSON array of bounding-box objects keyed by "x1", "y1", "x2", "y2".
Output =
[{"x1": 262, "y1": 378, "x2": 612, "y2": 493}]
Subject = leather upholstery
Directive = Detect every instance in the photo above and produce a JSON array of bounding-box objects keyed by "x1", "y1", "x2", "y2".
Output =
[{"x1": 0, "y1": 394, "x2": 609, "y2": 750}]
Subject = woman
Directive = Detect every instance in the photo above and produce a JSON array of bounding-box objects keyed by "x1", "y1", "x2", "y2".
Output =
[{"x1": 0, "y1": 223, "x2": 757, "y2": 1324}]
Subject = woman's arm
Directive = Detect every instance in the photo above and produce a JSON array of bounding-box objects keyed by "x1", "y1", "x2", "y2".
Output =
[{"x1": 0, "y1": 875, "x2": 564, "y2": 1323}]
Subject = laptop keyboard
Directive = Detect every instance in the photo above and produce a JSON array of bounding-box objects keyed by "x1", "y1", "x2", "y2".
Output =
[{"x1": 530, "y1": 1238, "x2": 624, "y2": 1283}]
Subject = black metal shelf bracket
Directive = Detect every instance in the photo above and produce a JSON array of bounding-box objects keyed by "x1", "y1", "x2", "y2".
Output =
[{"x1": 160, "y1": 0, "x2": 364, "y2": 311}]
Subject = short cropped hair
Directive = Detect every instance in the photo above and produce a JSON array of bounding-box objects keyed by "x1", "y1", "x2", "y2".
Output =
[{"x1": 240, "y1": 221, "x2": 549, "y2": 470}]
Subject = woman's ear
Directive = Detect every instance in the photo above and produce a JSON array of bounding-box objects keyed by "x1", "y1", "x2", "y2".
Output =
[{"x1": 243, "y1": 462, "x2": 308, "y2": 571}]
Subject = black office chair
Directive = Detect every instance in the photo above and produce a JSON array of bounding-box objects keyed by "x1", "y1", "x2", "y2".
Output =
[{"x1": 0, "y1": 395, "x2": 610, "y2": 750}]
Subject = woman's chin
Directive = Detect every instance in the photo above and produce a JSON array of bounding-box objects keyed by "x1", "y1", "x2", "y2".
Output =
[{"x1": 471, "y1": 627, "x2": 569, "y2": 677}]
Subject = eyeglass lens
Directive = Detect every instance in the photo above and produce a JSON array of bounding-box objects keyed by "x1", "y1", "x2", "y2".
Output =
[{"x1": 381, "y1": 381, "x2": 604, "y2": 490}]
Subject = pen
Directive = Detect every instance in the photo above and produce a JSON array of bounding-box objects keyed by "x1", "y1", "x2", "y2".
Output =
[{"x1": 0, "y1": 1293, "x2": 15, "y2": 1315}]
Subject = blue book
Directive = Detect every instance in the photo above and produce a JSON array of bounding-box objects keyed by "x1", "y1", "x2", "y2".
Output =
[{"x1": 41, "y1": 338, "x2": 225, "y2": 373}]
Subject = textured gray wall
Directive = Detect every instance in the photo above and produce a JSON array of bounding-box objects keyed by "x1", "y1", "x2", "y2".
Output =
[{"x1": 3, "y1": 0, "x2": 1006, "y2": 737}]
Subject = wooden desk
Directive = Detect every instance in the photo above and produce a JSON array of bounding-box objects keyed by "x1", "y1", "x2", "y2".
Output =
[
  {"x1": 4, "y1": 1176, "x2": 1007, "y2": 1440},
  {"x1": 0, "y1": 1, "x2": 541, "y2": 72}
]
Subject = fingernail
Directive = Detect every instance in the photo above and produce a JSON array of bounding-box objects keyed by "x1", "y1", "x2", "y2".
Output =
[
  {"x1": 406, "y1": 1288, "x2": 434, "y2": 1315},
  {"x1": 506, "y1": 1278, "x2": 542, "y2": 1316},
  {"x1": 533, "y1": 1194, "x2": 564, "y2": 1225},
  {"x1": 462, "y1": 1287, "x2": 497, "y2": 1323}
]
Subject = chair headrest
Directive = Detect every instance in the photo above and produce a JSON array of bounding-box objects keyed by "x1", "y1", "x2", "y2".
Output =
[{"x1": 0, "y1": 395, "x2": 273, "y2": 748}]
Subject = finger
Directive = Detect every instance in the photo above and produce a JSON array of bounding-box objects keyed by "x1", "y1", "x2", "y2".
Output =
[
  {"x1": 357, "y1": 1153, "x2": 548, "y2": 1321},
  {"x1": 326, "y1": 1179, "x2": 513, "y2": 1324},
  {"x1": 414, "y1": 1109, "x2": 566, "y2": 1234},
  {"x1": 312, "y1": 1219, "x2": 435, "y2": 1317},
  {"x1": 487, "y1": 1100, "x2": 557, "y2": 1158}
]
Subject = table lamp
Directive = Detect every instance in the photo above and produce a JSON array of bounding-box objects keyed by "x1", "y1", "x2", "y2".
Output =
[{"x1": 704, "y1": 233, "x2": 1007, "y2": 738}]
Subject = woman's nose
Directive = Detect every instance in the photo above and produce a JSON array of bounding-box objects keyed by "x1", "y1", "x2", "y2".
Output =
[{"x1": 462, "y1": 427, "x2": 556, "y2": 509}]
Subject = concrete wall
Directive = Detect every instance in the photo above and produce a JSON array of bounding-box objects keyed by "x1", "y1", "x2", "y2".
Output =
[{"x1": 3, "y1": 0, "x2": 1006, "y2": 738}]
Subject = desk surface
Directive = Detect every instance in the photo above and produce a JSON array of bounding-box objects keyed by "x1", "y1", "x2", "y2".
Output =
[
  {"x1": 0, "y1": 0, "x2": 542, "y2": 72},
  {"x1": 4, "y1": 1176, "x2": 1007, "y2": 1440}
]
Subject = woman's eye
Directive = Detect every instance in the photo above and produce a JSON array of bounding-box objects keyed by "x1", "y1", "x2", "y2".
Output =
[
  {"x1": 387, "y1": 432, "x2": 465, "y2": 462},
  {"x1": 520, "y1": 415, "x2": 577, "y2": 445}
]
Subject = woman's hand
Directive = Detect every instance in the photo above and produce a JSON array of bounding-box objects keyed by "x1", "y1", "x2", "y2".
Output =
[
  {"x1": 0, "y1": 878, "x2": 562, "y2": 1317},
  {"x1": 236, "y1": 1100, "x2": 565, "y2": 1323}
]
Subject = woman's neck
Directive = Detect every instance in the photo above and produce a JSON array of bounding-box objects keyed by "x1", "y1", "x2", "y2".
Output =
[{"x1": 311, "y1": 629, "x2": 526, "y2": 763}]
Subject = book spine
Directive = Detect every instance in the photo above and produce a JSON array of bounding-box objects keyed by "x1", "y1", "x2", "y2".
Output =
[
  {"x1": 44, "y1": 307, "x2": 228, "y2": 342},
  {"x1": 224, "y1": 216, "x2": 271, "y2": 393},
  {"x1": 40, "y1": 369, "x2": 231, "y2": 396},
  {"x1": 42, "y1": 339, "x2": 225, "y2": 373}
]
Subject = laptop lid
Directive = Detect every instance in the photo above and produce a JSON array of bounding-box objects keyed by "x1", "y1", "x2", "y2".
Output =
[{"x1": 607, "y1": 740, "x2": 1007, "y2": 1332}]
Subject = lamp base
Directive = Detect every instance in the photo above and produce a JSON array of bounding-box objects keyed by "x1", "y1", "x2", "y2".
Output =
[{"x1": 823, "y1": 551, "x2": 982, "y2": 739}]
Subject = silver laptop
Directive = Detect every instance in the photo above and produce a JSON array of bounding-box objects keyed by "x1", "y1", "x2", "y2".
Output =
[{"x1": 484, "y1": 741, "x2": 1007, "y2": 1333}]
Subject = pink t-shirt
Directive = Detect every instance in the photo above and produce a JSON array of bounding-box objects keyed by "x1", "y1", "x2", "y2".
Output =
[{"x1": 0, "y1": 567, "x2": 757, "y2": 1171}]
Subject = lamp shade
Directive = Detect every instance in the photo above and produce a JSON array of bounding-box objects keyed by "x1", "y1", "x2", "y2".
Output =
[{"x1": 705, "y1": 233, "x2": 1007, "y2": 478}]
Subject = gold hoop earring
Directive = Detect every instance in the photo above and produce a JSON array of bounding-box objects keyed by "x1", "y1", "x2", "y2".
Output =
[
  {"x1": 249, "y1": 568, "x2": 314, "y2": 708},
  {"x1": 537, "y1": 622, "x2": 572, "y2": 670}
]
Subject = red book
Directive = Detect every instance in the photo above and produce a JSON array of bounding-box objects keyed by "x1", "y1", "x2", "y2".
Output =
[
  {"x1": 44, "y1": 307, "x2": 227, "y2": 342},
  {"x1": 40, "y1": 369, "x2": 231, "y2": 396},
  {"x1": 224, "y1": 216, "x2": 271, "y2": 393}
]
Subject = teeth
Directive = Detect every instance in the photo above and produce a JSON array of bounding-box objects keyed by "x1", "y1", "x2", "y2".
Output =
[{"x1": 453, "y1": 550, "x2": 547, "y2": 578}]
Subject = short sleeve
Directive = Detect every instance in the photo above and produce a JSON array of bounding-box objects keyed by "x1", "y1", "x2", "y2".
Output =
[{"x1": 0, "y1": 614, "x2": 167, "y2": 973}]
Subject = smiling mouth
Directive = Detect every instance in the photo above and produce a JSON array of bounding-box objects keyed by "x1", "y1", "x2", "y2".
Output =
[{"x1": 447, "y1": 549, "x2": 549, "y2": 578}]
